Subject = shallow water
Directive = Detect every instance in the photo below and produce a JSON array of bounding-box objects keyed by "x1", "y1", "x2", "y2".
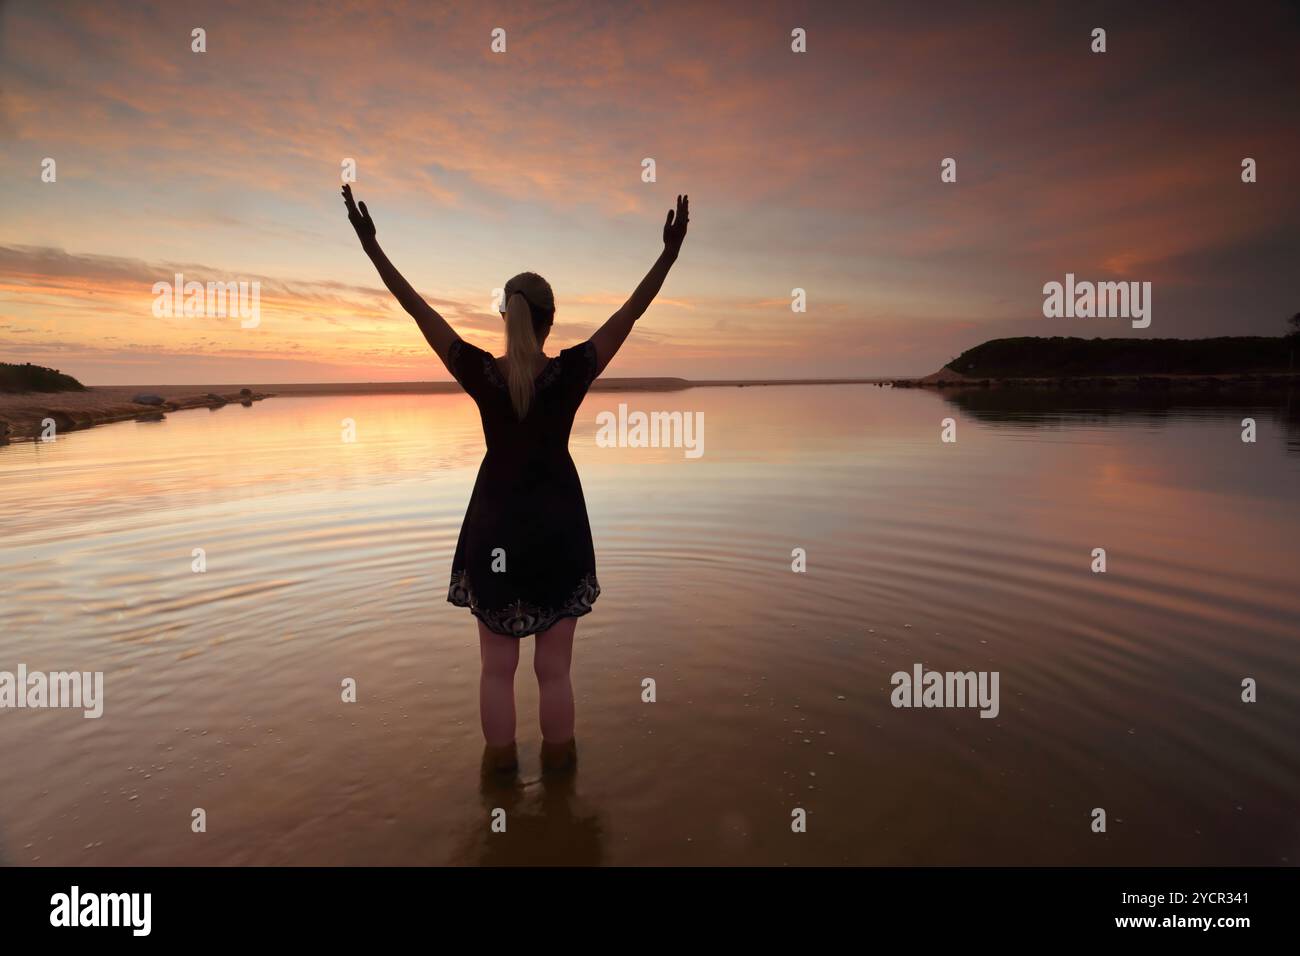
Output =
[{"x1": 1, "y1": 385, "x2": 1297, "y2": 865}]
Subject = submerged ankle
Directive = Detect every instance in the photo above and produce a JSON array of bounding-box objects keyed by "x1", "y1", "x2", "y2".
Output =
[
  {"x1": 540, "y1": 736, "x2": 577, "y2": 772},
  {"x1": 480, "y1": 740, "x2": 519, "y2": 774}
]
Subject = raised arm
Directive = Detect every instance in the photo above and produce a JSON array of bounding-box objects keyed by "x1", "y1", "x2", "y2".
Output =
[
  {"x1": 341, "y1": 184, "x2": 460, "y2": 371},
  {"x1": 590, "y1": 194, "x2": 689, "y2": 377}
]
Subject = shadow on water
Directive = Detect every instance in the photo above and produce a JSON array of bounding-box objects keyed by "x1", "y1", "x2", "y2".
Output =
[
  {"x1": 452, "y1": 771, "x2": 606, "y2": 866},
  {"x1": 935, "y1": 384, "x2": 1300, "y2": 452}
]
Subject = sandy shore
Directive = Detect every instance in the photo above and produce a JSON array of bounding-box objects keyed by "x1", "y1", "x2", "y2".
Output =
[{"x1": 0, "y1": 387, "x2": 271, "y2": 442}]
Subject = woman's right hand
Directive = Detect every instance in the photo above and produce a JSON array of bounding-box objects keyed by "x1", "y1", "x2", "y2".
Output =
[
  {"x1": 663, "y1": 194, "x2": 689, "y2": 255},
  {"x1": 342, "y1": 183, "x2": 377, "y2": 244}
]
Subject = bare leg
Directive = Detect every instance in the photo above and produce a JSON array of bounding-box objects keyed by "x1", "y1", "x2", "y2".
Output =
[
  {"x1": 533, "y1": 616, "x2": 577, "y2": 743},
  {"x1": 478, "y1": 622, "x2": 520, "y2": 747}
]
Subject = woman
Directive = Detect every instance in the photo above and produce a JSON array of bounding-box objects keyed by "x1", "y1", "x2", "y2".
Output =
[{"x1": 342, "y1": 183, "x2": 689, "y2": 775}]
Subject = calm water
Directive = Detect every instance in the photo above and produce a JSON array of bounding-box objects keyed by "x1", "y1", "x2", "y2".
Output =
[{"x1": 1, "y1": 385, "x2": 1298, "y2": 865}]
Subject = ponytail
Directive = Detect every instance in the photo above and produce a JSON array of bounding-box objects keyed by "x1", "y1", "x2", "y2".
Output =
[
  {"x1": 504, "y1": 290, "x2": 539, "y2": 419},
  {"x1": 500, "y1": 272, "x2": 556, "y2": 419}
]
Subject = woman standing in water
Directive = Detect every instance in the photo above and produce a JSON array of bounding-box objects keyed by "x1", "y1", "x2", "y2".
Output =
[{"x1": 342, "y1": 184, "x2": 689, "y2": 774}]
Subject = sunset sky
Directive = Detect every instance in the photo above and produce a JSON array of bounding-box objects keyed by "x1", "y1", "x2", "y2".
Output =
[{"x1": 2, "y1": 0, "x2": 1297, "y2": 384}]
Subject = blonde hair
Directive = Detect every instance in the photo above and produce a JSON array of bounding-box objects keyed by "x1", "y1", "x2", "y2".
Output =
[{"x1": 501, "y1": 272, "x2": 555, "y2": 419}]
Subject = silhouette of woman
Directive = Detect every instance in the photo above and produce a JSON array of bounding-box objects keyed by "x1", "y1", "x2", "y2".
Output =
[{"x1": 343, "y1": 184, "x2": 689, "y2": 774}]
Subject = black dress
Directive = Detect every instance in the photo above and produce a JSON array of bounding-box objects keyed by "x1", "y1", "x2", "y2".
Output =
[{"x1": 445, "y1": 337, "x2": 601, "y2": 637}]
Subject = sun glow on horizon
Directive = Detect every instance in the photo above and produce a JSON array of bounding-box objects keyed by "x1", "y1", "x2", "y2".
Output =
[{"x1": 2, "y1": 0, "x2": 1297, "y2": 384}]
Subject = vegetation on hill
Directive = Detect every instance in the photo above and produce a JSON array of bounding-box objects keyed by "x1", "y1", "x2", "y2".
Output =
[
  {"x1": 0, "y1": 362, "x2": 88, "y2": 393},
  {"x1": 946, "y1": 336, "x2": 1296, "y2": 379}
]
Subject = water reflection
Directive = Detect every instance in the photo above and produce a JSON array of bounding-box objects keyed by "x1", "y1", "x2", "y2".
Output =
[
  {"x1": 454, "y1": 771, "x2": 606, "y2": 866},
  {"x1": 1, "y1": 386, "x2": 1297, "y2": 865},
  {"x1": 934, "y1": 383, "x2": 1300, "y2": 454}
]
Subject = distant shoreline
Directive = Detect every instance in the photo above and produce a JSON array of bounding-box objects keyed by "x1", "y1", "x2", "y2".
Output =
[
  {"x1": 5, "y1": 372, "x2": 1298, "y2": 444},
  {"x1": 0, "y1": 387, "x2": 272, "y2": 443},
  {"x1": 233, "y1": 377, "x2": 893, "y2": 396},
  {"x1": 5, "y1": 330, "x2": 1299, "y2": 443},
  {"x1": 894, "y1": 370, "x2": 1300, "y2": 391},
  {"x1": 0, "y1": 377, "x2": 891, "y2": 442}
]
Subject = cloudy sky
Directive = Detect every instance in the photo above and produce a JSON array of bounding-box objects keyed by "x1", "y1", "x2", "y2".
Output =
[{"x1": 1, "y1": 0, "x2": 1297, "y2": 384}]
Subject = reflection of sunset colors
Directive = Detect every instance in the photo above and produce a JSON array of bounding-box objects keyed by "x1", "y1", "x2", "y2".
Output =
[
  {"x1": 2, "y1": 386, "x2": 1298, "y2": 863},
  {"x1": 2, "y1": 0, "x2": 1297, "y2": 384}
]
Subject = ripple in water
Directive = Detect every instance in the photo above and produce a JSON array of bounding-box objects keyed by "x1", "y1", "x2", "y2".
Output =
[{"x1": 1, "y1": 385, "x2": 1297, "y2": 865}]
